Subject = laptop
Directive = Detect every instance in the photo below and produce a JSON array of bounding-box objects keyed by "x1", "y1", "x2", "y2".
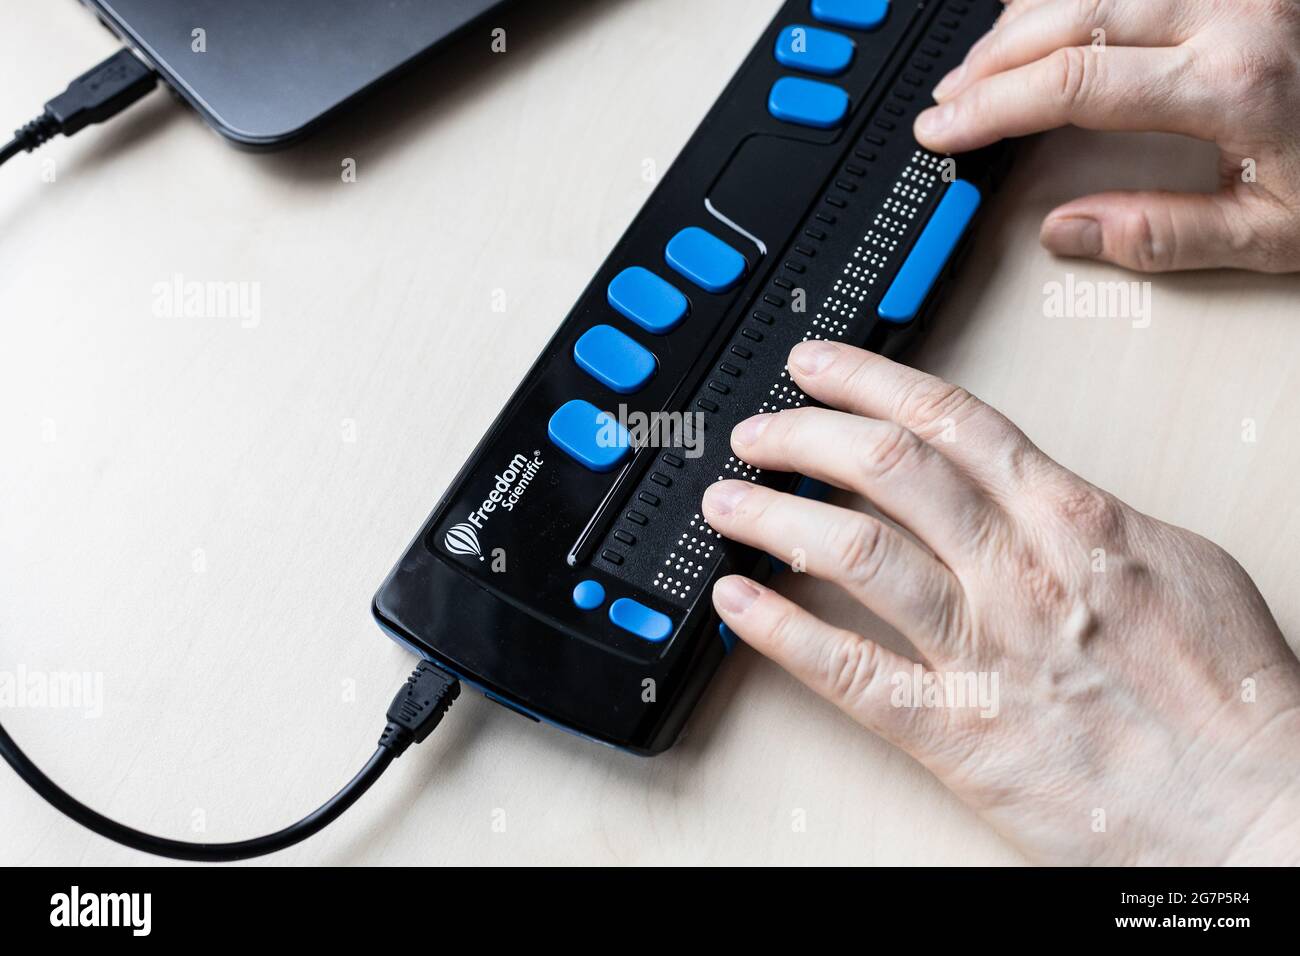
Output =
[{"x1": 79, "y1": 0, "x2": 513, "y2": 149}]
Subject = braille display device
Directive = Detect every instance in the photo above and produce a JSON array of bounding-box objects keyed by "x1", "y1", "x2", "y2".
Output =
[{"x1": 373, "y1": 0, "x2": 1016, "y2": 754}]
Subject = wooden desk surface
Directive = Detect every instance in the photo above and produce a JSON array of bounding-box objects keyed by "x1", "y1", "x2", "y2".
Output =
[{"x1": 3, "y1": 0, "x2": 1297, "y2": 865}]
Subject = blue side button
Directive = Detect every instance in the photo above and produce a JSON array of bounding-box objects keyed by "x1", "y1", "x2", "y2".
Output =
[
  {"x1": 574, "y1": 324, "x2": 657, "y2": 394},
  {"x1": 774, "y1": 25, "x2": 855, "y2": 76},
  {"x1": 607, "y1": 266, "x2": 689, "y2": 334},
  {"x1": 609, "y1": 598, "x2": 673, "y2": 642},
  {"x1": 547, "y1": 399, "x2": 631, "y2": 473},
  {"x1": 719, "y1": 622, "x2": 739, "y2": 654},
  {"x1": 665, "y1": 227, "x2": 747, "y2": 293},
  {"x1": 811, "y1": 0, "x2": 889, "y2": 31},
  {"x1": 878, "y1": 179, "x2": 982, "y2": 324},
  {"x1": 767, "y1": 76, "x2": 850, "y2": 130},
  {"x1": 572, "y1": 579, "x2": 606, "y2": 610}
]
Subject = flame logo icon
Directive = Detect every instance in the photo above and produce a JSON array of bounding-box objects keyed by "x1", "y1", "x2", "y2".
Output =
[{"x1": 444, "y1": 522, "x2": 484, "y2": 560}]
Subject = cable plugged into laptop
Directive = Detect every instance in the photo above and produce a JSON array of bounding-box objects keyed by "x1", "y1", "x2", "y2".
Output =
[
  {"x1": 0, "y1": 661, "x2": 460, "y2": 862},
  {"x1": 0, "y1": 48, "x2": 158, "y2": 167}
]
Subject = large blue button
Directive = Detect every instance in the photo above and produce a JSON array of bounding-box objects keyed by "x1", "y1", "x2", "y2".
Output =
[
  {"x1": 572, "y1": 579, "x2": 606, "y2": 610},
  {"x1": 767, "y1": 76, "x2": 849, "y2": 129},
  {"x1": 574, "y1": 324, "x2": 657, "y2": 394},
  {"x1": 547, "y1": 399, "x2": 632, "y2": 472},
  {"x1": 878, "y1": 179, "x2": 982, "y2": 324},
  {"x1": 774, "y1": 25, "x2": 855, "y2": 76},
  {"x1": 609, "y1": 598, "x2": 673, "y2": 642},
  {"x1": 811, "y1": 0, "x2": 889, "y2": 31},
  {"x1": 607, "y1": 267, "x2": 689, "y2": 334},
  {"x1": 664, "y1": 227, "x2": 747, "y2": 293}
]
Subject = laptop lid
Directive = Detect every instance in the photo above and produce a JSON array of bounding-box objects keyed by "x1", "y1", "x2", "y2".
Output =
[{"x1": 85, "y1": 0, "x2": 511, "y2": 149}]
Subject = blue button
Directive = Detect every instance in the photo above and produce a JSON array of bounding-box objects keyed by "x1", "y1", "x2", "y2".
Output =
[
  {"x1": 774, "y1": 25, "x2": 855, "y2": 76},
  {"x1": 572, "y1": 579, "x2": 606, "y2": 610},
  {"x1": 811, "y1": 0, "x2": 889, "y2": 31},
  {"x1": 609, "y1": 598, "x2": 673, "y2": 642},
  {"x1": 719, "y1": 622, "x2": 739, "y2": 654},
  {"x1": 607, "y1": 267, "x2": 689, "y2": 334},
  {"x1": 574, "y1": 325, "x2": 657, "y2": 394},
  {"x1": 767, "y1": 76, "x2": 850, "y2": 129},
  {"x1": 878, "y1": 179, "x2": 982, "y2": 324},
  {"x1": 664, "y1": 227, "x2": 747, "y2": 293},
  {"x1": 547, "y1": 399, "x2": 632, "y2": 472}
]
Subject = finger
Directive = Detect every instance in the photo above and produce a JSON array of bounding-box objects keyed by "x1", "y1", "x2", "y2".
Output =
[
  {"x1": 916, "y1": 46, "x2": 1212, "y2": 154},
  {"x1": 935, "y1": 0, "x2": 1201, "y2": 102},
  {"x1": 1041, "y1": 190, "x2": 1268, "y2": 273},
  {"x1": 729, "y1": 407, "x2": 1001, "y2": 567},
  {"x1": 785, "y1": 340, "x2": 1041, "y2": 495},
  {"x1": 712, "y1": 575, "x2": 945, "y2": 751},
  {"x1": 702, "y1": 481, "x2": 964, "y2": 647}
]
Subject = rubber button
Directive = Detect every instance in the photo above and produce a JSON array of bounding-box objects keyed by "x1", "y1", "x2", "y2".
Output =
[
  {"x1": 878, "y1": 179, "x2": 982, "y2": 324},
  {"x1": 774, "y1": 24, "x2": 855, "y2": 76},
  {"x1": 572, "y1": 580, "x2": 606, "y2": 610},
  {"x1": 609, "y1": 598, "x2": 673, "y2": 642},
  {"x1": 573, "y1": 324, "x2": 657, "y2": 394},
  {"x1": 810, "y1": 0, "x2": 889, "y2": 31},
  {"x1": 767, "y1": 76, "x2": 850, "y2": 129},
  {"x1": 664, "y1": 227, "x2": 747, "y2": 293},
  {"x1": 547, "y1": 399, "x2": 631, "y2": 473},
  {"x1": 607, "y1": 266, "x2": 689, "y2": 334}
]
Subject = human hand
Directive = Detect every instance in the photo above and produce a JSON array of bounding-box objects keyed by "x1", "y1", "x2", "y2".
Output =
[
  {"x1": 914, "y1": 0, "x2": 1300, "y2": 273},
  {"x1": 703, "y1": 340, "x2": 1300, "y2": 865}
]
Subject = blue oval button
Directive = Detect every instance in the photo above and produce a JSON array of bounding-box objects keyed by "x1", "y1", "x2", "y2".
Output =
[
  {"x1": 609, "y1": 598, "x2": 673, "y2": 642},
  {"x1": 774, "y1": 25, "x2": 855, "y2": 76},
  {"x1": 664, "y1": 227, "x2": 747, "y2": 293},
  {"x1": 572, "y1": 579, "x2": 606, "y2": 610},
  {"x1": 768, "y1": 76, "x2": 850, "y2": 129},
  {"x1": 811, "y1": 0, "x2": 889, "y2": 31},
  {"x1": 574, "y1": 324, "x2": 657, "y2": 394},
  {"x1": 607, "y1": 266, "x2": 689, "y2": 334},
  {"x1": 547, "y1": 399, "x2": 631, "y2": 473}
]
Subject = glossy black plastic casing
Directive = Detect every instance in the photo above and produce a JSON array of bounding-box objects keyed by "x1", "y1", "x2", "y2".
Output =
[
  {"x1": 374, "y1": 0, "x2": 1015, "y2": 754},
  {"x1": 83, "y1": 0, "x2": 511, "y2": 148}
]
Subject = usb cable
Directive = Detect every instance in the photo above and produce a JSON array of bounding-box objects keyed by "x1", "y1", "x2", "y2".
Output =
[
  {"x1": 1, "y1": 48, "x2": 159, "y2": 167},
  {"x1": 0, "y1": 661, "x2": 460, "y2": 862}
]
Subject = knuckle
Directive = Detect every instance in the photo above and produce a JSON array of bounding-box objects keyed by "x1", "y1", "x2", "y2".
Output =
[
  {"x1": 895, "y1": 376, "x2": 983, "y2": 432},
  {"x1": 828, "y1": 515, "x2": 889, "y2": 587},
  {"x1": 766, "y1": 603, "x2": 804, "y2": 651},
  {"x1": 855, "y1": 421, "x2": 923, "y2": 481},
  {"x1": 1049, "y1": 46, "x2": 1092, "y2": 109},
  {"x1": 824, "y1": 636, "x2": 887, "y2": 709},
  {"x1": 1115, "y1": 205, "x2": 1172, "y2": 272},
  {"x1": 1009, "y1": 547, "x2": 1071, "y2": 608},
  {"x1": 1051, "y1": 483, "x2": 1125, "y2": 540},
  {"x1": 1075, "y1": 0, "x2": 1109, "y2": 29}
]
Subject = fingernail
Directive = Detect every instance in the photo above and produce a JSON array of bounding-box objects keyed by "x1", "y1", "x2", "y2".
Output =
[
  {"x1": 714, "y1": 576, "x2": 761, "y2": 615},
  {"x1": 915, "y1": 103, "x2": 954, "y2": 136},
  {"x1": 703, "y1": 480, "x2": 750, "y2": 517},
  {"x1": 731, "y1": 414, "x2": 770, "y2": 447},
  {"x1": 932, "y1": 64, "x2": 965, "y2": 100},
  {"x1": 789, "y1": 340, "x2": 837, "y2": 375},
  {"x1": 1042, "y1": 216, "x2": 1103, "y2": 257}
]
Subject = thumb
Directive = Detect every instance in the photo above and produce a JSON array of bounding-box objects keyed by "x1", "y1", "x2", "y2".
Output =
[{"x1": 1039, "y1": 190, "x2": 1271, "y2": 273}]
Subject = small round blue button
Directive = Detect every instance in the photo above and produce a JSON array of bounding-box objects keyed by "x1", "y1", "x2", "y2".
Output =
[{"x1": 572, "y1": 579, "x2": 606, "y2": 611}]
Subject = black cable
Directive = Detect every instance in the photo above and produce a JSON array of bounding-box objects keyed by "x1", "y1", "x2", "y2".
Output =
[
  {"x1": 1, "y1": 48, "x2": 158, "y2": 168},
  {"x1": 2, "y1": 47, "x2": 463, "y2": 863},
  {"x1": 0, "y1": 661, "x2": 460, "y2": 862}
]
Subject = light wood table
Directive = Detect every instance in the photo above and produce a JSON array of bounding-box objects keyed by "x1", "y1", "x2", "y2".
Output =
[{"x1": 3, "y1": 0, "x2": 1297, "y2": 866}]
